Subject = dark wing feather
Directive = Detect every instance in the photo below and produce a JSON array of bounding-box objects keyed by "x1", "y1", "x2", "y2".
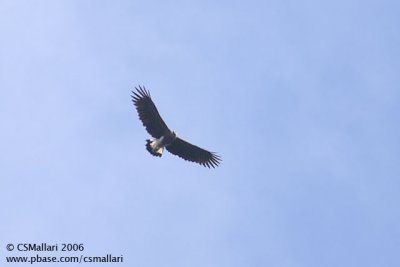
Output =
[
  {"x1": 166, "y1": 137, "x2": 221, "y2": 168},
  {"x1": 131, "y1": 86, "x2": 170, "y2": 138}
]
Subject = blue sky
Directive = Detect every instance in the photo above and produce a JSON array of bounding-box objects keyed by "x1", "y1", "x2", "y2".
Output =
[{"x1": 1, "y1": 0, "x2": 399, "y2": 266}]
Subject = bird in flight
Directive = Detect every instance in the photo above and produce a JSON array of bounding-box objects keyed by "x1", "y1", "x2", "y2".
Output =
[{"x1": 131, "y1": 85, "x2": 221, "y2": 168}]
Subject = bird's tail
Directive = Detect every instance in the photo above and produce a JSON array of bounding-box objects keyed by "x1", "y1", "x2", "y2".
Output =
[{"x1": 146, "y1": 139, "x2": 164, "y2": 157}]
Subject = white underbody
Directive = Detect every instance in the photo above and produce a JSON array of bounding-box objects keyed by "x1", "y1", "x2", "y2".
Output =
[{"x1": 149, "y1": 136, "x2": 165, "y2": 155}]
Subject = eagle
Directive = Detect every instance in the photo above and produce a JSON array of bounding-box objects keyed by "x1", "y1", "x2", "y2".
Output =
[{"x1": 131, "y1": 85, "x2": 221, "y2": 168}]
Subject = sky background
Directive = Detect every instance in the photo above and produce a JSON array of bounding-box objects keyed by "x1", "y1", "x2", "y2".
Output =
[{"x1": 1, "y1": 0, "x2": 399, "y2": 266}]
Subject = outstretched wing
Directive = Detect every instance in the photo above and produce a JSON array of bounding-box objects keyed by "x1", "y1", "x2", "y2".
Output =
[
  {"x1": 131, "y1": 86, "x2": 170, "y2": 138},
  {"x1": 166, "y1": 137, "x2": 221, "y2": 168}
]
